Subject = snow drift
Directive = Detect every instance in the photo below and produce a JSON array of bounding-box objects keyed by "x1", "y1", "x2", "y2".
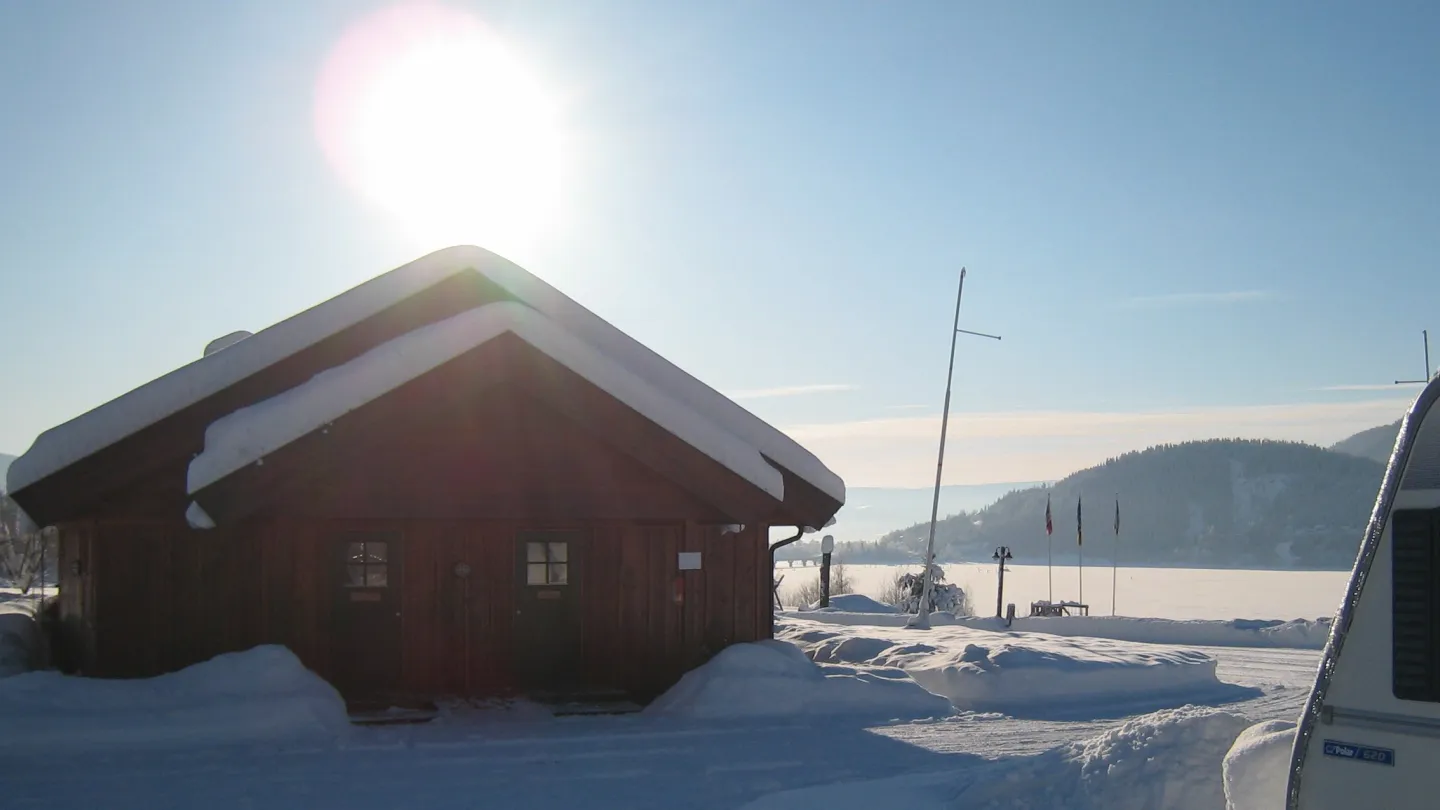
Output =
[
  {"x1": 780, "y1": 619, "x2": 1247, "y2": 715},
  {"x1": 645, "y1": 639, "x2": 952, "y2": 721},
  {"x1": 742, "y1": 706, "x2": 1252, "y2": 810},
  {"x1": 804, "y1": 593, "x2": 896, "y2": 614},
  {"x1": 784, "y1": 609, "x2": 1332, "y2": 649},
  {"x1": 1223, "y1": 719, "x2": 1296, "y2": 810},
  {"x1": 0, "y1": 645, "x2": 350, "y2": 751},
  {"x1": 946, "y1": 705, "x2": 1253, "y2": 809}
]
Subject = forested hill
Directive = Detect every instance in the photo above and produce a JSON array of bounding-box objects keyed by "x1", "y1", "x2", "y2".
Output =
[
  {"x1": 853, "y1": 439, "x2": 1384, "y2": 570},
  {"x1": 1331, "y1": 420, "x2": 1400, "y2": 465}
]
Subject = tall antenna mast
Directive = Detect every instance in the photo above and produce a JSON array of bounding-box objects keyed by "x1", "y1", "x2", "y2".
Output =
[
  {"x1": 1396, "y1": 330, "x2": 1432, "y2": 386},
  {"x1": 907, "y1": 267, "x2": 1001, "y2": 630}
]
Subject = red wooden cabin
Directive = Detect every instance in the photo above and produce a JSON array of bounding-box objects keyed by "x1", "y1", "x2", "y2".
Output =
[{"x1": 6, "y1": 246, "x2": 845, "y2": 707}]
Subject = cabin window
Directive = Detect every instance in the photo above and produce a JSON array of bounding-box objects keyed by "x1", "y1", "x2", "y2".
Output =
[
  {"x1": 1392, "y1": 508, "x2": 1440, "y2": 702},
  {"x1": 345, "y1": 539, "x2": 390, "y2": 588},
  {"x1": 526, "y1": 541, "x2": 568, "y2": 586}
]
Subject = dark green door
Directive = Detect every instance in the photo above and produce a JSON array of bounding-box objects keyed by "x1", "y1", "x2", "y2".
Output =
[
  {"x1": 514, "y1": 530, "x2": 582, "y2": 692},
  {"x1": 333, "y1": 531, "x2": 403, "y2": 701}
]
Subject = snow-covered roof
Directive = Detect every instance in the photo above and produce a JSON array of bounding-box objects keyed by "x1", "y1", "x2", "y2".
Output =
[
  {"x1": 7, "y1": 249, "x2": 480, "y2": 495},
  {"x1": 8, "y1": 246, "x2": 844, "y2": 511},
  {"x1": 187, "y1": 302, "x2": 786, "y2": 503}
]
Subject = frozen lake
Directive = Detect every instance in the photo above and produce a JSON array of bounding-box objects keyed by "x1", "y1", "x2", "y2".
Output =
[{"x1": 773, "y1": 562, "x2": 1350, "y2": 621}]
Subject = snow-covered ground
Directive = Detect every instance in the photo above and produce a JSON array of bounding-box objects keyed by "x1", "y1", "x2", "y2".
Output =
[
  {"x1": 790, "y1": 607, "x2": 1332, "y2": 649},
  {"x1": 779, "y1": 561, "x2": 1349, "y2": 620},
  {"x1": 0, "y1": 646, "x2": 351, "y2": 752},
  {"x1": 0, "y1": 625, "x2": 1320, "y2": 809},
  {"x1": 781, "y1": 616, "x2": 1261, "y2": 717}
]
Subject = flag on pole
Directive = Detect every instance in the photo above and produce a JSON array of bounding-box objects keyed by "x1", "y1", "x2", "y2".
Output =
[
  {"x1": 1077, "y1": 496, "x2": 1083, "y2": 546},
  {"x1": 1115, "y1": 498, "x2": 1120, "y2": 535},
  {"x1": 1045, "y1": 495, "x2": 1053, "y2": 535}
]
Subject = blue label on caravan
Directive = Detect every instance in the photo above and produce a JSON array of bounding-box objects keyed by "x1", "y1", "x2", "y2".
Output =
[{"x1": 1323, "y1": 739, "x2": 1395, "y2": 766}]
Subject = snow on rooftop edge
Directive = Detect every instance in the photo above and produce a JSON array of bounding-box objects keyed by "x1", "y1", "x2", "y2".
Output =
[
  {"x1": 8, "y1": 246, "x2": 844, "y2": 507},
  {"x1": 472, "y1": 253, "x2": 846, "y2": 505},
  {"x1": 5, "y1": 248, "x2": 482, "y2": 495},
  {"x1": 187, "y1": 302, "x2": 787, "y2": 503}
]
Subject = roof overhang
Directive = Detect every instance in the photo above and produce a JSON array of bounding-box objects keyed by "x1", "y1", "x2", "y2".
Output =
[{"x1": 8, "y1": 246, "x2": 846, "y2": 528}]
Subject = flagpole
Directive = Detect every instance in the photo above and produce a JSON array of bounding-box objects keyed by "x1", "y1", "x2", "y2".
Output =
[
  {"x1": 1046, "y1": 493, "x2": 1053, "y2": 603},
  {"x1": 1077, "y1": 495, "x2": 1083, "y2": 608},
  {"x1": 1112, "y1": 495, "x2": 1119, "y2": 617},
  {"x1": 907, "y1": 267, "x2": 1001, "y2": 631}
]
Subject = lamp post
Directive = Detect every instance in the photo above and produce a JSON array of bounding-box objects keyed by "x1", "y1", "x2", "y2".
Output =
[
  {"x1": 819, "y1": 534, "x2": 835, "y2": 608},
  {"x1": 993, "y1": 546, "x2": 1013, "y2": 619}
]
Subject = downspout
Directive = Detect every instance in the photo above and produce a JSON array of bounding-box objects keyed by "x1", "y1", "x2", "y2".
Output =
[{"x1": 768, "y1": 527, "x2": 806, "y2": 635}]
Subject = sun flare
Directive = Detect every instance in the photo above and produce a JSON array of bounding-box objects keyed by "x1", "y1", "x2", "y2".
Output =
[{"x1": 315, "y1": 4, "x2": 566, "y2": 259}]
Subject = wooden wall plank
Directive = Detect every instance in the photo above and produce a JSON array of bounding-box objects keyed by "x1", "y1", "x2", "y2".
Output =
[
  {"x1": 149, "y1": 524, "x2": 175, "y2": 674},
  {"x1": 681, "y1": 520, "x2": 706, "y2": 670},
  {"x1": 758, "y1": 525, "x2": 774, "y2": 640},
  {"x1": 581, "y1": 523, "x2": 622, "y2": 691},
  {"x1": 262, "y1": 520, "x2": 294, "y2": 651},
  {"x1": 733, "y1": 526, "x2": 758, "y2": 644},
  {"x1": 401, "y1": 521, "x2": 434, "y2": 696},
  {"x1": 705, "y1": 526, "x2": 735, "y2": 654},
  {"x1": 618, "y1": 526, "x2": 648, "y2": 693}
]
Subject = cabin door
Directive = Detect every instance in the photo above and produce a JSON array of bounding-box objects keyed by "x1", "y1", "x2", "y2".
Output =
[
  {"x1": 333, "y1": 531, "x2": 403, "y2": 700},
  {"x1": 514, "y1": 530, "x2": 582, "y2": 692}
]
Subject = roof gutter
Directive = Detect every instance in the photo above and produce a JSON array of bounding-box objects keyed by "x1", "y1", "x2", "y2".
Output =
[{"x1": 768, "y1": 526, "x2": 808, "y2": 635}]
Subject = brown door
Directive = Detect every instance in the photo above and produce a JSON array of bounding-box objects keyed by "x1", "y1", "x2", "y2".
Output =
[
  {"x1": 333, "y1": 531, "x2": 403, "y2": 701},
  {"x1": 514, "y1": 530, "x2": 582, "y2": 692}
]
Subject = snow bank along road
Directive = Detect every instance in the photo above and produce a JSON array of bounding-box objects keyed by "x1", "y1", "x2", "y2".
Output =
[{"x1": 0, "y1": 644, "x2": 1318, "y2": 810}]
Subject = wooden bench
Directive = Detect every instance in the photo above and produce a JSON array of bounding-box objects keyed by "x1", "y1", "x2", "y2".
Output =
[{"x1": 1029, "y1": 600, "x2": 1089, "y2": 617}]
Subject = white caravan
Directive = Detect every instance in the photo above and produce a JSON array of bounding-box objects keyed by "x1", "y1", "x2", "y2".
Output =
[{"x1": 1289, "y1": 374, "x2": 1440, "y2": 809}]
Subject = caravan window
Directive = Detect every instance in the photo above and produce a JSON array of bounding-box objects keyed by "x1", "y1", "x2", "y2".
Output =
[{"x1": 1393, "y1": 508, "x2": 1440, "y2": 702}]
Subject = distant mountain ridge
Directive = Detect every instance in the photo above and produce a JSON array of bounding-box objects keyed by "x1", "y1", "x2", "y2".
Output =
[
  {"x1": 0, "y1": 453, "x2": 14, "y2": 493},
  {"x1": 827, "y1": 482, "x2": 1047, "y2": 545},
  {"x1": 1330, "y1": 420, "x2": 1401, "y2": 465},
  {"x1": 848, "y1": 439, "x2": 1383, "y2": 570}
]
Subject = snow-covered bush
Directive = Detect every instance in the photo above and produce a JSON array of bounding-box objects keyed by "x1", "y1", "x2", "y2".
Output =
[
  {"x1": 0, "y1": 497, "x2": 54, "y2": 595},
  {"x1": 893, "y1": 565, "x2": 970, "y2": 616}
]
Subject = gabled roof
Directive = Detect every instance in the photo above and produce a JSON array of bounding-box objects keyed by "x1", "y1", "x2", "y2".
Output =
[
  {"x1": 8, "y1": 246, "x2": 844, "y2": 521},
  {"x1": 186, "y1": 301, "x2": 785, "y2": 502}
]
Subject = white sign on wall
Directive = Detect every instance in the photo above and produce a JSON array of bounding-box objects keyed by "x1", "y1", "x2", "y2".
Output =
[{"x1": 678, "y1": 552, "x2": 702, "y2": 570}]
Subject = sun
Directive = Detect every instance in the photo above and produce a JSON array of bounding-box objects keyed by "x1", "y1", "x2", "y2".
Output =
[{"x1": 314, "y1": 3, "x2": 567, "y2": 260}]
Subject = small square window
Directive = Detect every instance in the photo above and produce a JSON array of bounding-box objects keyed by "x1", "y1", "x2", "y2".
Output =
[
  {"x1": 527, "y1": 542, "x2": 547, "y2": 563},
  {"x1": 526, "y1": 563, "x2": 548, "y2": 585},
  {"x1": 549, "y1": 563, "x2": 568, "y2": 585},
  {"x1": 341, "y1": 535, "x2": 394, "y2": 589},
  {"x1": 548, "y1": 542, "x2": 568, "y2": 563}
]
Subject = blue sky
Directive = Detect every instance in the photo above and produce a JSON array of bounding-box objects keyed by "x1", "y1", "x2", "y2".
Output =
[{"x1": 2, "y1": 1, "x2": 1437, "y2": 487}]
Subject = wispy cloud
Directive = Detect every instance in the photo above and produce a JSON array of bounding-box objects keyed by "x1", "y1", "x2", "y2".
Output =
[
  {"x1": 884, "y1": 404, "x2": 931, "y2": 411},
  {"x1": 1314, "y1": 383, "x2": 1409, "y2": 392},
  {"x1": 784, "y1": 397, "x2": 1413, "y2": 487},
  {"x1": 730, "y1": 383, "x2": 857, "y2": 400},
  {"x1": 1118, "y1": 290, "x2": 1273, "y2": 309}
]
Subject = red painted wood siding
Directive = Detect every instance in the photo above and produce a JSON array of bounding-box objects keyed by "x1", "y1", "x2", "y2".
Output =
[{"x1": 56, "y1": 518, "x2": 773, "y2": 702}]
